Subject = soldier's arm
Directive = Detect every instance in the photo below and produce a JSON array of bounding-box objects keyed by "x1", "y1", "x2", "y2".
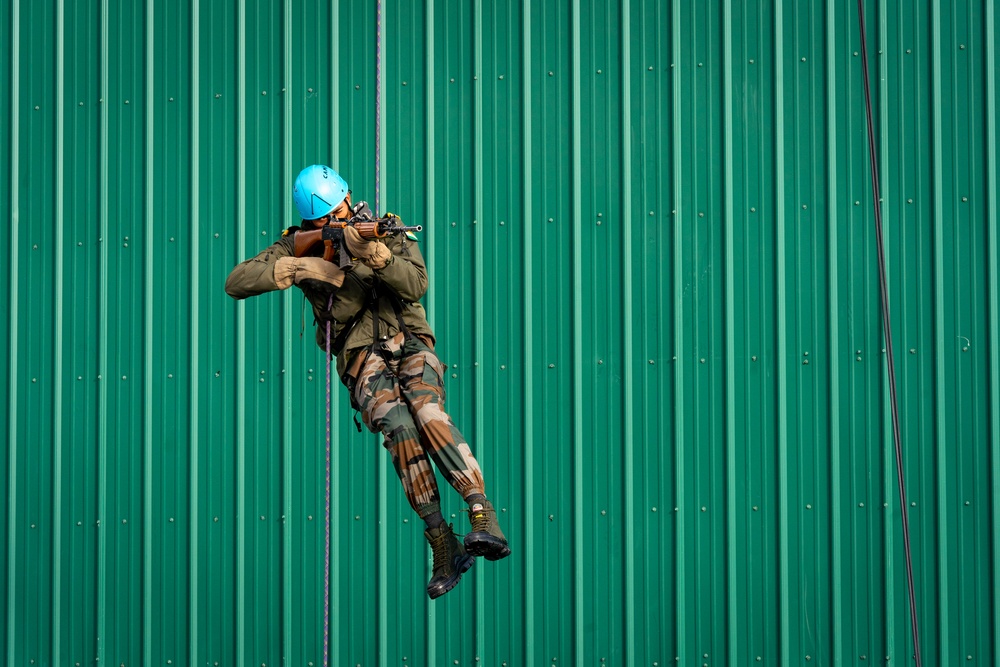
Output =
[{"x1": 224, "y1": 236, "x2": 295, "y2": 299}]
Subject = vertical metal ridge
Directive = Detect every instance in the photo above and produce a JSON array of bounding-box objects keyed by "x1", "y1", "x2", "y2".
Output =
[
  {"x1": 670, "y1": 0, "x2": 685, "y2": 661},
  {"x1": 985, "y1": 0, "x2": 999, "y2": 657},
  {"x1": 328, "y1": 2, "x2": 343, "y2": 661},
  {"x1": 422, "y1": 2, "x2": 436, "y2": 663},
  {"x1": 188, "y1": 0, "x2": 201, "y2": 663},
  {"x1": 521, "y1": 0, "x2": 536, "y2": 660},
  {"x1": 52, "y1": 0, "x2": 65, "y2": 663},
  {"x1": 721, "y1": 1, "x2": 738, "y2": 665},
  {"x1": 97, "y1": 0, "x2": 111, "y2": 661},
  {"x1": 875, "y1": 2, "x2": 896, "y2": 657},
  {"x1": 930, "y1": 0, "x2": 949, "y2": 658},
  {"x1": 235, "y1": 0, "x2": 247, "y2": 662},
  {"x1": 569, "y1": 0, "x2": 584, "y2": 661},
  {"x1": 374, "y1": 4, "x2": 388, "y2": 665},
  {"x1": 774, "y1": 0, "x2": 791, "y2": 662},
  {"x1": 280, "y1": 0, "x2": 293, "y2": 663},
  {"x1": 825, "y1": 0, "x2": 843, "y2": 661},
  {"x1": 471, "y1": 0, "x2": 487, "y2": 655},
  {"x1": 142, "y1": 0, "x2": 156, "y2": 663},
  {"x1": 619, "y1": 1, "x2": 636, "y2": 663},
  {"x1": 5, "y1": 1, "x2": 18, "y2": 663}
]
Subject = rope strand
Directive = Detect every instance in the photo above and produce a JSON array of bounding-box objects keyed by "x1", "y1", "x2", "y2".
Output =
[{"x1": 856, "y1": 3, "x2": 922, "y2": 665}]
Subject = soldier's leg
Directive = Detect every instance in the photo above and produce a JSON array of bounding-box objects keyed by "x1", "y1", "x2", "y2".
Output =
[
  {"x1": 396, "y1": 337, "x2": 485, "y2": 499},
  {"x1": 350, "y1": 345, "x2": 441, "y2": 520}
]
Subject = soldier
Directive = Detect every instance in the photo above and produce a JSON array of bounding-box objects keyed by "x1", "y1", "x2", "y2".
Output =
[{"x1": 225, "y1": 164, "x2": 509, "y2": 599}]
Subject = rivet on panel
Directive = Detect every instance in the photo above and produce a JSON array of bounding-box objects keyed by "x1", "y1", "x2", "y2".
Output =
[
  {"x1": 962, "y1": 196, "x2": 968, "y2": 202},
  {"x1": 214, "y1": 517, "x2": 219, "y2": 522},
  {"x1": 124, "y1": 99, "x2": 130, "y2": 104},
  {"x1": 907, "y1": 198, "x2": 913, "y2": 204},
  {"x1": 548, "y1": 363, "x2": 555, "y2": 368},
  {"x1": 450, "y1": 78, "x2": 455, "y2": 83},
  {"x1": 749, "y1": 59, "x2": 754, "y2": 64},
  {"x1": 169, "y1": 517, "x2": 174, "y2": 522},
  {"x1": 355, "y1": 515, "x2": 360, "y2": 520},
  {"x1": 698, "y1": 211, "x2": 704, "y2": 218},
  {"x1": 750, "y1": 207, "x2": 756, "y2": 212},
  {"x1": 752, "y1": 506, "x2": 758, "y2": 511},
  {"x1": 806, "y1": 504, "x2": 812, "y2": 510},
  {"x1": 801, "y1": 57, "x2": 806, "y2": 62},
  {"x1": 648, "y1": 66, "x2": 653, "y2": 71},
  {"x1": 548, "y1": 71, "x2": 554, "y2": 76},
  {"x1": 355, "y1": 85, "x2": 361, "y2": 90},
  {"x1": 855, "y1": 200, "x2": 860, "y2": 206},
  {"x1": 596, "y1": 360, "x2": 602, "y2": 365},
  {"x1": 859, "y1": 502, "x2": 865, "y2": 507},
  {"x1": 596, "y1": 69, "x2": 602, "y2": 74},
  {"x1": 215, "y1": 93, "x2": 221, "y2": 98},
  {"x1": 499, "y1": 74, "x2": 504, "y2": 80},
  {"x1": 652, "y1": 507, "x2": 657, "y2": 512},
  {"x1": 402, "y1": 81, "x2": 408, "y2": 86},
  {"x1": 501, "y1": 365, "x2": 506, "y2": 370},
  {"x1": 649, "y1": 359, "x2": 655, "y2": 365},
  {"x1": 548, "y1": 514, "x2": 554, "y2": 521},
  {"x1": 649, "y1": 210, "x2": 655, "y2": 216},
  {"x1": 262, "y1": 90, "x2": 267, "y2": 95},
  {"x1": 909, "y1": 348, "x2": 916, "y2": 354},
  {"x1": 601, "y1": 510, "x2": 606, "y2": 516},
  {"x1": 751, "y1": 356, "x2": 758, "y2": 362},
  {"x1": 700, "y1": 358, "x2": 706, "y2": 364},
  {"x1": 701, "y1": 506, "x2": 707, "y2": 512},
  {"x1": 960, "y1": 44, "x2": 966, "y2": 50},
  {"x1": 698, "y1": 62, "x2": 704, "y2": 67}
]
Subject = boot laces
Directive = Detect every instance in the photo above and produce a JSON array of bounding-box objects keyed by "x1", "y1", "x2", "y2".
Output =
[
  {"x1": 429, "y1": 528, "x2": 453, "y2": 569},
  {"x1": 469, "y1": 507, "x2": 493, "y2": 534}
]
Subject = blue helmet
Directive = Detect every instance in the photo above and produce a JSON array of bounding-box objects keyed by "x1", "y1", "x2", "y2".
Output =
[{"x1": 292, "y1": 164, "x2": 349, "y2": 220}]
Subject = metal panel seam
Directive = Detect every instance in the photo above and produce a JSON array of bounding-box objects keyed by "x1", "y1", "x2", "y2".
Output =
[
  {"x1": 670, "y1": 0, "x2": 686, "y2": 661},
  {"x1": 985, "y1": 0, "x2": 999, "y2": 658},
  {"x1": 143, "y1": 0, "x2": 156, "y2": 663},
  {"x1": 328, "y1": 2, "x2": 343, "y2": 660},
  {"x1": 281, "y1": 0, "x2": 294, "y2": 663},
  {"x1": 620, "y1": 1, "x2": 636, "y2": 664},
  {"x1": 375, "y1": 3, "x2": 388, "y2": 664},
  {"x1": 722, "y1": 2, "x2": 738, "y2": 665},
  {"x1": 53, "y1": 0, "x2": 65, "y2": 663},
  {"x1": 97, "y1": 0, "x2": 110, "y2": 661},
  {"x1": 5, "y1": 0, "x2": 18, "y2": 660},
  {"x1": 570, "y1": 0, "x2": 585, "y2": 662},
  {"x1": 422, "y1": 0, "x2": 436, "y2": 662},
  {"x1": 931, "y1": 1, "x2": 950, "y2": 658},
  {"x1": 825, "y1": 0, "x2": 843, "y2": 661},
  {"x1": 521, "y1": 0, "x2": 536, "y2": 660},
  {"x1": 235, "y1": 0, "x2": 247, "y2": 661},
  {"x1": 774, "y1": 1, "x2": 791, "y2": 663},
  {"x1": 876, "y1": 3, "x2": 897, "y2": 657},
  {"x1": 472, "y1": 0, "x2": 486, "y2": 656},
  {"x1": 188, "y1": 0, "x2": 201, "y2": 663}
]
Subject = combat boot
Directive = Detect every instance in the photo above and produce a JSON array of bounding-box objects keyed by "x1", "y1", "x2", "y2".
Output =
[
  {"x1": 463, "y1": 499, "x2": 511, "y2": 561},
  {"x1": 425, "y1": 523, "x2": 474, "y2": 599}
]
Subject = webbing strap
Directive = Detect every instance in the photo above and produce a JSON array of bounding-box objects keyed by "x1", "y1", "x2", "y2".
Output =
[{"x1": 857, "y1": 3, "x2": 922, "y2": 665}]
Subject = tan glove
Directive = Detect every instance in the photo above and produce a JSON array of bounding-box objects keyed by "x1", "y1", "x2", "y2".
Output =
[
  {"x1": 273, "y1": 256, "x2": 346, "y2": 290},
  {"x1": 343, "y1": 225, "x2": 393, "y2": 270}
]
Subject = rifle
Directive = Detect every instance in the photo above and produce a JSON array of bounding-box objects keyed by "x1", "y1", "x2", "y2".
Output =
[{"x1": 293, "y1": 213, "x2": 423, "y2": 270}]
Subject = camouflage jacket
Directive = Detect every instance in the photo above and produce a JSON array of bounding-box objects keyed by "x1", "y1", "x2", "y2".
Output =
[{"x1": 224, "y1": 228, "x2": 434, "y2": 375}]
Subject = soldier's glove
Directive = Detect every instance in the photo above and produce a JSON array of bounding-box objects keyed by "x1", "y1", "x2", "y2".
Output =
[
  {"x1": 343, "y1": 225, "x2": 393, "y2": 270},
  {"x1": 273, "y1": 256, "x2": 346, "y2": 290}
]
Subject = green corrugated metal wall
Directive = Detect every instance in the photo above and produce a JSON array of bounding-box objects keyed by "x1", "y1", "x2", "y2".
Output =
[{"x1": 2, "y1": 0, "x2": 999, "y2": 665}]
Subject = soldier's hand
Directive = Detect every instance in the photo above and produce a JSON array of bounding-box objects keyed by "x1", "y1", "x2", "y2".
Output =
[
  {"x1": 273, "y1": 256, "x2": 346, "y2": 290},
  {"x1": 343, "y1": 225, "x2": 392, "y2": 270}
]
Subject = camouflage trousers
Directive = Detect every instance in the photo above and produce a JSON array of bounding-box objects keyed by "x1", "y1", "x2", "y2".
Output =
[{"x1": 344, "y1": 332, "x2": 486, "y2": 518}]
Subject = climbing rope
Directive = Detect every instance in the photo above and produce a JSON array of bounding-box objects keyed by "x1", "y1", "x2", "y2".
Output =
[
  {"x1": 856, "y1": 3, "x2": 922, "y2": 665},
  {"x1": 324, "y1": 4, "x2": 384, "y2": 666}
]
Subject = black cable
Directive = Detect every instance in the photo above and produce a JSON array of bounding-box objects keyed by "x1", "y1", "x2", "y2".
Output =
[{"x1": 856, "y1": 2, "x2": 923, "y2": 665}]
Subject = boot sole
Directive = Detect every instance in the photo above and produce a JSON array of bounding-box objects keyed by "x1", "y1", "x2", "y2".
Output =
[
  {"x1": 426, "y1": 553, "x2": 475, "y2": 600},
  {"x1": 464, "y1": 533, "x2": 511, "y2": 561}
]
